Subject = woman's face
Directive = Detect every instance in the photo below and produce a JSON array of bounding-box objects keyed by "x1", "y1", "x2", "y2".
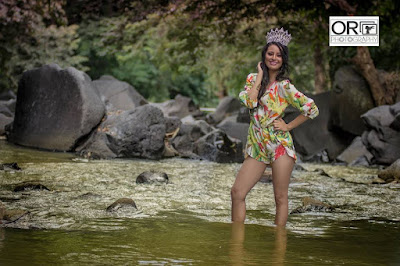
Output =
[{"x1": 265, "y1": 44, "x2": 282, "y2": 72}]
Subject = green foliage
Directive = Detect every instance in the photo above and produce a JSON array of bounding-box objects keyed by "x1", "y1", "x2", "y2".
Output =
[{"x1": 0, "y1": 23, "x2": 88, "y2": 92}]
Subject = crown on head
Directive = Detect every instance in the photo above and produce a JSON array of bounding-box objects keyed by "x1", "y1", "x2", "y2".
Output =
[{"x1": 266, "y1": 27, "x2": 292, "y2": 46}]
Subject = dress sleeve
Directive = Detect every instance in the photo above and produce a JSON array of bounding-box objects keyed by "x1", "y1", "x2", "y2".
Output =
[
  {"x1": 238, "y1": 73, "x2": 258, "y2": 109},
  {"x1": 280, "y1": 80, "x2": 319, "y2": 119}
]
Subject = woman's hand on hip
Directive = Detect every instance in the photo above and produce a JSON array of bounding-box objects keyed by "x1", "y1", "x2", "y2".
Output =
[{"x1": 273, "y1": 118, "x2": 290, "y2": 131}]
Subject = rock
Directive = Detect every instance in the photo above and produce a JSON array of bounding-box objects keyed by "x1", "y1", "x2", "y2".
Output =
[
  {"x1": 293, "y1": 164, "x2": 307, "y2": 171},
  {"x1": 216, "y1": 118, "x2": 249, "y2": 148},
  {"x1": 2, "y1": 209, "x2": 30, "y2": 223},
  {"x1": 329, "y1": 66, "x2": 375, "y2": 136},
  {"x1": 389, "y1": 102, "x2": 400, "y2": 131},
  {"x1": 362, "y1": 128, "x2": 400, "y2": 165},
  {"x1": 181, "y1": 114, "x2": 196, "y2": 124},
  {"x1": 0, "y1": 103, "x2": 14, "y2": 117},
  {"x1": 0, "y1": 163, "x2": 22, "y2": 171},
  {"x1": 0, "y1": 99, "x2": 16, "y2": 114},
  {"x1": 361, "y1": 105, "x2": 394, "y2": 131},
  {"x1": 76, "y1": 104, "x2": 166, "y2": 159},
  {"x1": 194, "y1": 129, "x2": 244, "y2": 163},
  {"x1": 0, "y1": 90, "x2": 16, "y2": 101},
  {"x1": 259, "y1": 169, "x2": 273, "y2": 183},
  {"x1": 290, "y1": 197, "x2": 334, "y2": 214},
  {"x1": 165, "y1": 116, "x2": 181, "y2": 134},
  {"x1": 136, "y1": 171, "x2": 169, "y2": 184},
  {"x1": 336, "y1": 136, "x2": 373, "y2": 165},
  {"x1": 237, "y1": 106, "x2": 250, "y2": 123},
  {"x1": 13, "y1": 182, "x2": 50, "y2": 192},
  {"x1": 284, "y1": 91, "x2": 351, "y2": 162},
  {"x1": 0, "y1": 114, "x2": 13, "y2": 135},
  {"x1": 106, "y1": 198, "x2": 137, "y2": 212},
  {"x1": 349, "y1": 155, "x2": 371, "y2": 167},
  {"x1": 8, "y1": 64, "x2": 105, "y2": 151},
  {"x1": 171, "y1": 120, "x2": 215, "y2": 158},
  {"x1": 93, "y1": 75, "x2": 147, "y2": 111},
  {"x1": 206, "y1": 96, "x2": 242, "y2": 125},
  {"x1": 378, "y1": 159, "x2": 400, "y2": 183},
  {"x1": 151, "y1": 94, "x2": 204, "y2": 119}
]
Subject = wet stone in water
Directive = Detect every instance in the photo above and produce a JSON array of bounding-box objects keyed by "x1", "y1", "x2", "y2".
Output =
[
  {"x1": 0, "y1": 162, "x2": 21, "y2": 171},
  {"x1": 290, "y1": 197, "x2": 334, "y2": 214},
  {"x1": 13, "y1": 182, "x2": 50, "y2": 192},
  {"x1": 136, "y1": 171, "x2": 169, "y2": 184},
  {"x1": 106, "y1": 198, "x2": 137, "y2": 213}
]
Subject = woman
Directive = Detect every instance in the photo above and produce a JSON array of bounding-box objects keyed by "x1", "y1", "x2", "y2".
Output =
[{"x1": 231, "y1": 28, "x2": 319, "y2": 226}]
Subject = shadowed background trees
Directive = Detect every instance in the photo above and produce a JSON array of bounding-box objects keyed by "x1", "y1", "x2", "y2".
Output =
[{"x1": 1, "y1": 0, "x2": 399, "y2": 106}]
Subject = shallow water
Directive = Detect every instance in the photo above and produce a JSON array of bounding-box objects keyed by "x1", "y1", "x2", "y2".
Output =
[{"x1": 0, "y1": 140, "x2": 399, "y2": 265}]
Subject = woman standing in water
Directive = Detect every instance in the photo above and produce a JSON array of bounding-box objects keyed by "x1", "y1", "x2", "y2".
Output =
[{"x1": 231, "y1": 28, "x2": 319, "y2": 226}]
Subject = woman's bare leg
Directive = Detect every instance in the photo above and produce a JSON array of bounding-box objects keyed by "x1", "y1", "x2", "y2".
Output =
[
  {"x1": 231, "y1": 156, "x2": 267, "y2": 222},
  {"x1": 271, "y1": 154, "x2": 294, "y2": 226}
]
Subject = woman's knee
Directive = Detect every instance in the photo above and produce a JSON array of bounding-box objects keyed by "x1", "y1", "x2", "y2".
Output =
[
  {"x1": 274, "y1": 192, "x2": 288, "y2": 206},
  {"x1": 231, "y1": 185, "x2": 247, "y2": 201}
]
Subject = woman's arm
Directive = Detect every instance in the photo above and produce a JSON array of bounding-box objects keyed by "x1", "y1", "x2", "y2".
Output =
[
  {"x1": 273, "y1": 115, "x2": 309, "y2": 132},
  {"x1": 247, "y1": 62, "x2": 263, "y2": 101}
]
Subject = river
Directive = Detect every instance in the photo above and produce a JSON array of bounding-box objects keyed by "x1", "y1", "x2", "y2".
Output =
[{"x1": 0, "y1": 139, "x2": 399, "y2": 265}]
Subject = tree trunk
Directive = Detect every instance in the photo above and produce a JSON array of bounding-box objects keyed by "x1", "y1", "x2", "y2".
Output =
[
  {"x1": 314, "y1": 44, "x2": 326, "y2": 94},
  {"x1": 351, "y1": 46, "x2": 391, "y2": 106}
]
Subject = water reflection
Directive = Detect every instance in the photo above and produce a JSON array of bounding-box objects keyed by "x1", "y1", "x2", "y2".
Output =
[
  {"x1": 230, "y1": 222, "x2": 245, "y2": 265},
  {"x1": 272, "y1": 226, "x2": 287, "y2": 265},
  {"x1": 230, "y1": 223, "x2": 287, "y2": 265}
]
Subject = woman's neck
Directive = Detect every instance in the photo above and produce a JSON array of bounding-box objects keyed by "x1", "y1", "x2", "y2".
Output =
[{"x1": 268, "y1": 70, "x2": 278, "y2": 82}]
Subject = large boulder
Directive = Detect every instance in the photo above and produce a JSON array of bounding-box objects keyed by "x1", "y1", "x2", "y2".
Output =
[
  {"x1": 336, "y1": 136, "x2": 373, "y2": 165},
  {"x1": 76, "y1": 104, "x2": 166, "y2": 159},
  {"x1": 8, "y1": 64, "x2": 105, "y2": 151},
  {"x1": 171, "y1": 120, "x2": 215, "y2": 158},
  {"x1": 216, "y1": 117, "x2": 249, "y2": 147},
  {"x1": 151, "y1": 94, "x2": 204, "y2": 119},
  {"x1": 194, "y1": 129, "x2": 243, "y2": 163},
  {"x1": 329, "y1": 66, "x2": 375, "y2": 136},
  {"x1": 92, "y1": 75, "x2": 147, "y2": 111},
  {"x1": 284, "y1": 91, "x2": 351, "y2": 161},
  {"x1": 0, "y1": 113, "x2": 13, "y2": 136},
  {"x1": 206, "y1": 96, "x2": 242, "y2": 125},
  {"x1": 361, "y1": 102, "x2": 400, "y2": 165}
]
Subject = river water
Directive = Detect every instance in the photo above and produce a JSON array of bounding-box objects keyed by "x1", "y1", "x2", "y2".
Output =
[{"x1": 0, "y1": 139, "x2": 399, "y2": 265}]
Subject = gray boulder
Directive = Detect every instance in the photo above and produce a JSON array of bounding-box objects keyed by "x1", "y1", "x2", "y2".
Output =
[
  {"x1": 171, "y1": 120, "x2": 215, "y2": 159},
  {"x1": 329, "y1": 66, "x2": 375, "y2": 136},
  {"x1": 336, "y1": 136, "x2": 373, "y2": 165},
  {"x1": 206, "y1": 96, "x2": 242, "y2": 125},
  {"x1": 76, "y1": 104, "x2": 166, "y2": 160},
  {"x1": 194, "y1": 129, "x2": 243, "y2": 163},
  {"x1": 361, "y1": 102, "x2": 400, "y2": 165},
  {"x1": 151, "y1": 94, "x2": 204, "y2": 119},
  {"x1": 237, "y1": 106, "x2": 251, "y2": 123},
  {"x1": 136, "y1": 171, "x2": 169, "y2": 184},
  {"x1": 0, "y1": 113, "x2": 13, "y2": 136},
  {"x1": 0, "y1": 90, "x2": 16, "y2": 101},
  {"x1": 8, "y1": 64, "x2": 105, "y2": 151},
  {"x1": 284, "y1": 91, "x2": 351, "y2": 161},
  {"x1": 93, "y1": 75, "x2": 147, "y2": 111},
  {"x1": 216, "y1": 117, "x2": 249, "y2": 147}
]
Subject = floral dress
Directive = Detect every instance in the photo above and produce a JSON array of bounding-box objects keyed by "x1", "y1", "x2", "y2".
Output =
[{"x1": 239, "y1": 73, "x2": 319, "y2": 164}]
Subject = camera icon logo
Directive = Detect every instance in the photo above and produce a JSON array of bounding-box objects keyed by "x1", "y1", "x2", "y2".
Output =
[{"x1": 361, "y1": 22, "x2": 377, "y2": 35}]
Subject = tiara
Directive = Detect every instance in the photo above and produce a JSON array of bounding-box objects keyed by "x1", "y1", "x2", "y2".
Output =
[{"x1": 266, "y1": 27, "x2": 292, "y2": 46}]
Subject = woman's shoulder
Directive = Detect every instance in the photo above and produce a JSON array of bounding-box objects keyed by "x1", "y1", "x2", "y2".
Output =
[{"x1": 276, "y1": 78, "x2": 292, "y2": 88}]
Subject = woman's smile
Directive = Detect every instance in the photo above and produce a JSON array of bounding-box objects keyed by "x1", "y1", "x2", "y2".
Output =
[{"x1": 265, "y1": 44, "x2": 282, "y2": 71}]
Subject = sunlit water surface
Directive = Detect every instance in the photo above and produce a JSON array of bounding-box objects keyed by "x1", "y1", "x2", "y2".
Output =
[{"x1": 0, "y1": 140, "x2": 399, "y2": 265}]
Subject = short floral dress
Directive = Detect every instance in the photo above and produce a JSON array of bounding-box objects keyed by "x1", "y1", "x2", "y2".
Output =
[{"x1": 239, "y1": 73, "x2": 319, "y2": 164}]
